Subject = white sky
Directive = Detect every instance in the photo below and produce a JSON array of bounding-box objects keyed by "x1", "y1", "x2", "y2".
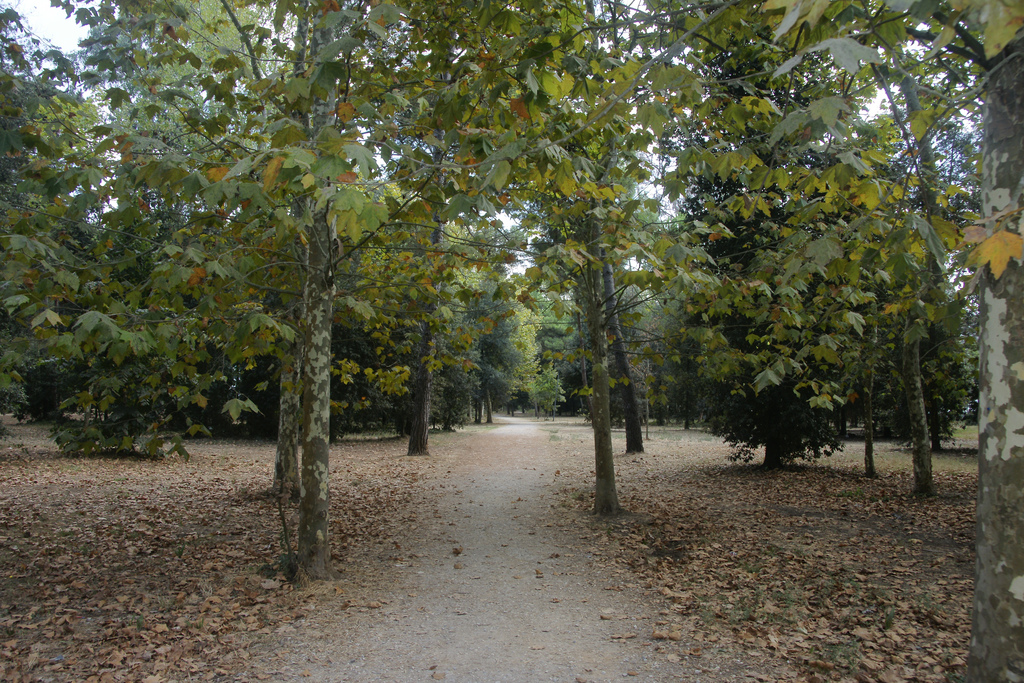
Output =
[{"x1": 15, "y1": 0, "x2": 89, "y2": 53}]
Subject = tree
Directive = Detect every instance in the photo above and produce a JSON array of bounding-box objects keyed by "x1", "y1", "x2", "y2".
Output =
[
  {"x1": 750, "y1": 0, "x2": 1021, "y2": 673},
  {"x1": 530, "y1": 362, "x2": 564, "y2": 418},
  {"x1": 967, "y1": 31, "x2": 1024, "y2": 683}
]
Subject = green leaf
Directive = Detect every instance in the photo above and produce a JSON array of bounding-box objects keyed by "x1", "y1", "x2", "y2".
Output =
[
  {"x1": 483, "y1": 159, "x2": 512, "y2": 191},
  {"x1": 807, "y1": 96, "x2": 849, "y2": 127},
  {"x1": 754, "y1": 367, "x2": 782, "y2": 392},
  {"x1": 368, "y1": 3, "x2": 403, "y2": 25},
  {"x1": 805, "y1": 237, "x2": 843, "y2": 266},
  {"x1": 810, "y1": 38, "x2": 883, "y2": 75},
  {"x1": 344, "y1": 143, "x2": 375, "y2": 178},
  {"x1": 0, "y1": 129, "x2": 23, "y2": 155},
  {"x1": 773, "y1": 54, "x2": 804, "y2": 78},
  {"x1": 30, "y1": 308, "x2": 62, "y2": 329},
  {"x1": 909, "y1": 214, "x2": 946, "y2": 267},
  {"x1": 222, "y1": 398, "x2": 259, "y2": 421}
]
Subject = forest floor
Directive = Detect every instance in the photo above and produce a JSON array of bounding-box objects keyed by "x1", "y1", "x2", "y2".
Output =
[{"x1": 0, "y1": 415, "x2": 976, "y2": 683}]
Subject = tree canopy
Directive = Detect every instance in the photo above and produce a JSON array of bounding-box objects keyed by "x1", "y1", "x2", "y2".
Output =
[{"x1": 2, "y1": 0, "x2": 1023, "y2": 675}]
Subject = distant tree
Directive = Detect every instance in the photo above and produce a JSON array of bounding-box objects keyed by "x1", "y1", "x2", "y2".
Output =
[
  {"x1": 530, "y1": 363, "x2": 564, "y2": 419},
  {"x1": 709, "y1": 382, "x2": 841, "y2": 469}
]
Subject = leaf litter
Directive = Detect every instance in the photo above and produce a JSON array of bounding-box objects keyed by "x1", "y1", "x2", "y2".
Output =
[
  {"x1": 0, "y1": 418, "x2": 977, "y2": 682},
  {"x1": 553, "y1": 425, "x2": 976, "y2": 683},
  {"x1": 0, "y1": 420, "x2": 422, "y2": 682}
]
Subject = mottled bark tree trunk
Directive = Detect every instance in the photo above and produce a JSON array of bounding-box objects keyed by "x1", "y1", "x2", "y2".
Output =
[
  {"x1": 903, "y1": 332, "x2": 935, "y2": 496},
  {"x1": 583, "y1": 259, "x2": 621, "y2": 515},
  {"x1": 602, "y1": 261, "x2": 643, "y2": 453},
  {"x1": 485, "y1": 389, "x2": 492, "y2": 424},
  {"x1": 296, "y1": 207, "x2": 335, "y2": 580},
  {"x1": 274, "y1": 339, "x2": 302, "y2": 501},
  {"x1": 293, "y1": 10, "x2": 336, "y2": 581},
  {"x1": 967, "y1": 36, "x2": 1024, "y2": 682},
  {"x1": 406, "y1": 323, "x2": 433, "y2": 455}
]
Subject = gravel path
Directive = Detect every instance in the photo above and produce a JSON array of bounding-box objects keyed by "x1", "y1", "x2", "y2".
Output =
[{"x1": 255, "y1": 417, "x2": 778, "y2": 682}]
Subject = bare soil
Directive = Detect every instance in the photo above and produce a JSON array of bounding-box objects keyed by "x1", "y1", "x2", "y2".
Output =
[{"x1": 0, "y1": 415, "x2": 976, "y2": 683}]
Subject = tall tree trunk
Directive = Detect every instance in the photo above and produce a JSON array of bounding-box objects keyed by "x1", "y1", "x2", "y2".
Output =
[
  {"x1": 967, "y1": 35, "x2": 1024, "y2": 682},
  {"x1": 927, "y1": 397, "x2": 943, "y2": 452},
  {"x1": 864, "y1": 372, "x2": 876, "y2": 479},
  {"x1": 576, "y1": 311, "x2": 593, "y2": 417},
  {"x1": 899, "y1": 73, "x2": 940, "y2": 496},
  {"x1": 296, "y1": 207, "x2": 335, "y2": 580},
  {"x1": 485, "y1": 389, "x2": 493, "y2": 424},
  {"x1": 274, "y1": 339, "x2": 302, "y2": 501},
  {"x1": 836, "y1": 404, "x2": 848, "y2": 438},
  {"x1": 406, "y1": 323, "x2": 433, "y2": 455},
  {"x1": 406, "y1": 199, "x2": 443, "y2": 455},
  {"x1": 903, "y1": 331, "x2": 935, "y2": 496},
  {"x1": 583, "y1": 261, "x2": 621, "y2": 515},
  {"x1": 602, "y1": 261, "x2": 643, "y2": 453},
  {"x1": 293, "y1": 10, "x2": 336, "y2": 581}
]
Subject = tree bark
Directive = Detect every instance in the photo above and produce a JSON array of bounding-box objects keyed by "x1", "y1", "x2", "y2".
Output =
[
  {"x1": 274, "y1": 339, "x2": 302, "y2": 500},
  {"x1": 583, "y1": 260, "x2": 621, "y2": 515},
  {"x1": 864, "y1": 372, "x2": 876, "y2": 479},
  {"x1": 576, "y1": 311, "x2": 593, "y2": 417},
  {"x1": 293, "y1": 9, "x2": 336, "y2": 581},
  {"x1": 903, "y1": 331, "x2": 935, "y2": 496},
  {"x1": 602, "y1": 261, "x2": 643, "y2": 453},
  {"x1": 485, "y1": 389, "x2": 493, "y2": 424},
  {"x1": 927, "y1": 396, "x2": 943, "y2": 452},
  {"x1": 406, "y1": 200, "x2": 443, "y2": 455},
  {"x1": 967, "y1": 36, "x2": 1024, "y2": 683},
  {"x1": 406, "y1": 322, "x2": 433, "y2": 455},
  {"x1": 296, "y1": 207, "x2": 335, "y2": 580},
  {"x1": 762, "y1": 438, "x2": 784, "y2": 470},
  {"x1": 896, "y1": 74, "x2": 938, "y2": 497}
]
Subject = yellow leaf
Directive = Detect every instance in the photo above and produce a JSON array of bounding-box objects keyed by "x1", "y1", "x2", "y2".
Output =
[
  {"x1": 187, "y1": 267, "x2": 206, "y2": 287},
  {"x1": 964, "y1": 224, "x2": 987, "y2": 244},
  {"x1": 336, "y1": 101, "x2": 356, "y2": 123},
  {"x1": 968, "y1": 230, "x2": 1023, "y2": 279},
  {"x1": 263, "y1": 156, "x2": 284, "y2": 192},
  {"x1": 510, "y1": 97, "x2": 530, "y2": 119},
  {"x1": 207, "y1": 166, "x2": 230, "y2": 182},
  {"x1": 950, "y1": 0, "x2": 1024, "y2": 57}
]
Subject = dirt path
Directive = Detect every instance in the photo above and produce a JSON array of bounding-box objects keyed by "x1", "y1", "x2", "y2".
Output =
[{"x1": 254, "y1": 418, "x2": 775, "y2": 682}]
